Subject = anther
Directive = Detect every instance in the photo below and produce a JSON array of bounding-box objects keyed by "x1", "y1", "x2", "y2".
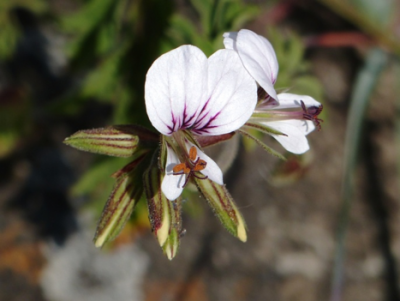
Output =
[{"x1": 300, "y1": 100, "x2": 323, "y2": 131}]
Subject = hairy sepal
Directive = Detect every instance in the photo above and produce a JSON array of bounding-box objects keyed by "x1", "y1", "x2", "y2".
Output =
[
  {"x1": 195, "y1": 178, "x2": 247, "y2": 242},
  {"x1": 193, "y1": 132, "x2": 235, "y2": 148},
  {"x1": 244, "y1": 122, "x2": 287, "y2": 136},
  {"x1": 144, "y1": 155, "x2": 182, "y2": 259},
  {"x1": 64, "y1": 125, "x2": 158, "y2": 157},
  {"x1": 239, "y1": 130, "x2": 286, "y2": 161},
  {"x1": 161, "y1": 198, "x2": 182, "y2": 260},
  {"x1": 94, "y1": 155, "x2": 146, "y2": 247},
  {"x1": 111, "y1": 152, "x2": 148, "y2": 179}
]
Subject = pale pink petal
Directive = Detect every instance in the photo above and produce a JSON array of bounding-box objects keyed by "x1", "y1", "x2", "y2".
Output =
[
  {"x1": 262, "y1": 121, "x2": 310, "y2": 154},
  {"x1": 161, "y1": 144, "x2": 184, "y2": 200},
  {"x1": 193, "y1": 49, "x2": 257, "y2": 135},
  {"x1": 145, "y1": 45, "x2": 208, "y2": 135}
]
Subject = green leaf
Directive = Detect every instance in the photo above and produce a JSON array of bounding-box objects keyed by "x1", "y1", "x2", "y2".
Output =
[
  {"x1": 350, "y1": 0, "x2": 394, "y2": 27},
  {"x1": 62, "y1": 0, "x2": 120, "y2": 68},
  {"x1": 331, "y1": 48, "x2": 387, "y2": 299},
  {"x1": 195, "y1": 178, "x2": 247, "y2": 242},
  {"x1": 80, "y1": 46, "x2": 126, "y2": 100},
  {"x1": 228, "y1": 4, "x2": 260, "y2": 31},
  {"x1": 64, "y1": 125, "x2": 140, "y2": 157},
  {"x1": 71, "y1": 158, "x2": 123, "y2": 198},
  {"x1": 291, "y1": 76, "x2": 324, "y2": 102},
  {"x1": 167, "y1": 15, "x2": 199, "y2": 45},
  {"x1": 190, "y1": 0, "x2": 213, "y2": 36},
  {"x1": 0, "y1": 0, "x2": 48, "y2": 58}
]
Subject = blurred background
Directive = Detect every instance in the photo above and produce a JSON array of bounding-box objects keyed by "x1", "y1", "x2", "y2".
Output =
[{"x1": 0, "y1": 0, "x2": 399, "y2": 300}]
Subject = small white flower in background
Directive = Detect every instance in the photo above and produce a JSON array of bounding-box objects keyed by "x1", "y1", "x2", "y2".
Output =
[
  {"x1": 247, "y1": 93, "x2": 323, "y2": 154},
  {"x1": 223, "y1": 29, "x2": 279, "y2": 102},
  {"x1": 145, "y1": 44, "x2": 257, "y2": 200},
  {"x1": 223, "y1": 29, "x2": 323, "y2": 155}
]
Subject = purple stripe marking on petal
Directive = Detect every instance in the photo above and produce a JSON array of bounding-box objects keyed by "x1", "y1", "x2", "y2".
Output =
[
  {"x1": 181, "y1": 103, "x2": 190, "y2": 128},
  {"x1": 170, "y1": 111, "x2": 178, "y2": 133},
  {"x1": 166, "y1": 124, "x2": 174, "y2": 135},
  {"x1": 193, "y1": 111, "x2": 221, "y2": 134},
  {"x1": 192, "y1": 98, "x2": 211, "y2": 129},
  {"x1": 182, "y1": 106, "x2": 197, "y2": 129}
]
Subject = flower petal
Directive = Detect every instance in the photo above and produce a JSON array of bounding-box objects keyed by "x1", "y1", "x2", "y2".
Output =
[
  {"x1": 145, "y1": 45, "x2": 208, "y2": 135},
  {"x1": 273, "y1": 93, "x2": 321, "y2": 110},
  {"x1": 262, "y1": 121, "x2": 310, "y2": 154},
  {"x1": 161, "y1": 144, "x2": 184, "y2": 200},
  {"x1": 223, "y1": 32, "x2": 238, "y2": 50},
  {"x1": 289, "y1": 119, "x2": 316, "y2": 135},
  {"x1": 193, "y1": 49, "x2": 257, "y2": 135},
  {"x1": 185, "y1": 141, "x2": 223, "y2": 185},
  {"x1": 227, "y1": 29, "x2": 279, "y2": 101}
]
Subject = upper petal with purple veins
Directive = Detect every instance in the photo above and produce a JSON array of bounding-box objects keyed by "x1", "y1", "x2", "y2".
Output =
[
  {"x1": 145, "y1": 45, "x2": 208, "y2": 136},
  {"x1": 145, "y1": 46, "x2": 257, "y2": 137},
  {"x1": 193, "y1": 49, "x2": 257, "y2": 135},
  {"x1": 271, "y1": 93, "x2": 321, "y2": 110}
]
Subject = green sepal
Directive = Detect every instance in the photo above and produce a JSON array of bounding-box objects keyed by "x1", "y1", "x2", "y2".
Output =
[
  {"x1": 244, "y1": 122, "x2": 287, "y2": 136},
  {"x1": 159, "y1": 137, "x2": 167, "y2": 172},
  {"x1": 143, "y1": 160, "x2": 170, "y2": 246},
  {"x1": 111, "y1": 151, "x2": 148, "y2": 179},
  {"x1": 161, "y1": 198, "x2": 182, "y2": 260},
  {"x1": 64, "y1": 125, "x2": 139, "y2": 157},
  {"x1": 195, "y1": 178, "x2": 247, "y2": 242},
  {"x1": 193, "y1": 132, "x2": 236, "y2": 148},
  {"x1": 239, "y1": 130, "x2": 286, "y2": 161},
  {"x1": 64, "y1": 125, "x2": 158, "y2": 157},
  {"x1": 93, "y1": 155, "x2": 146, "y2": 247}
]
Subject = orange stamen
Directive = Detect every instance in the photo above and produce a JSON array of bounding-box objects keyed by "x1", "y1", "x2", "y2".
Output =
[{"x1": 172, "y1": 146, "x2": 208, "y2": 186}]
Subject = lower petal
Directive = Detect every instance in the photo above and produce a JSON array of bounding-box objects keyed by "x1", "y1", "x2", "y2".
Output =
[
  {"x1": 161, "y1": 144, "x2": 184, "y2": 200},
  {"x1": 263, "y1": 121, "x2": 310, "y2": 154},
  {"x1": 185, "y1": 142, "x2": 223, "y2": 185}
]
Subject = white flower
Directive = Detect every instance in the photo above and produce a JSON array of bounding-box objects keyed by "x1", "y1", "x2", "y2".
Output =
[
  {"x1": 223, "y1": 29, "x2": 279, "y2": 101},
  {"x1": 145, "y1": 45, "x2": 257, "y2": 200},
  {"x1": 247, "y1": 93, "x2": 323, "y2": 154}
]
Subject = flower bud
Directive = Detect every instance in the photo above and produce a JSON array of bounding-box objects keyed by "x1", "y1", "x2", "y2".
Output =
[
  {"x1": 144, "y1": 156, "x2": 183, "y2": 259},
  {"x1": 195, "y1": 178, "x2": 247, "y2": 242},
  {"x1": 64, "y1": 125, "x2": 148, "y2": 157},
  {"x1": 94, "y1": 165, "x2": 143, "y2": 247}
]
